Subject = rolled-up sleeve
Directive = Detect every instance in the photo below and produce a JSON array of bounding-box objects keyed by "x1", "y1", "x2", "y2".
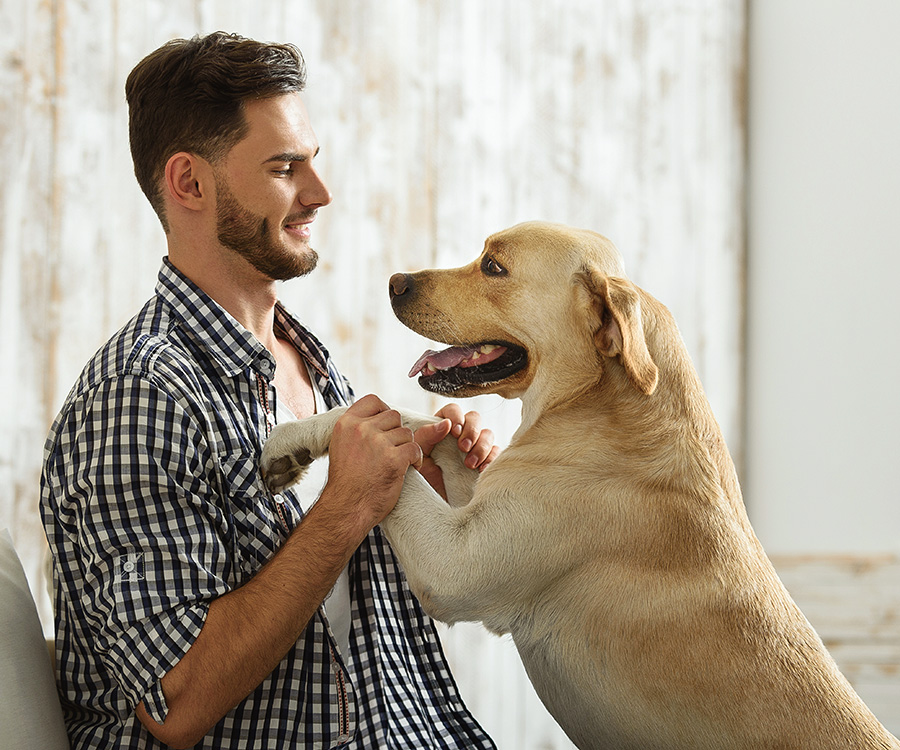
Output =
[{"x1": 46, "y1": 372, "x2": 233, "y2": 722}]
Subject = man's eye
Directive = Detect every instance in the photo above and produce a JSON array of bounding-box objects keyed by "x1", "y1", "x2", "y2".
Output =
[
  {"x1": 273, "y1": 167, "x2": 294, "y2": 176},
  {"x1": 481, "y1": 256, "x2": 507, "y2": 277}
]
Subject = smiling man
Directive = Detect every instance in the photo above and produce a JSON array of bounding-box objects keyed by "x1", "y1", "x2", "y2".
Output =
[{"x1": 40, "y1": 32, "x2": 497, "y2": 750}]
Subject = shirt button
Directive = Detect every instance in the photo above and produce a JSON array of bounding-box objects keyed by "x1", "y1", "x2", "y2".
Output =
[
  {"x1": 122, "y1": 560, "x2": 135, "y2": 573},
  {"x1": 259, "y1": 359, "x2": 273, "y2": 376}
]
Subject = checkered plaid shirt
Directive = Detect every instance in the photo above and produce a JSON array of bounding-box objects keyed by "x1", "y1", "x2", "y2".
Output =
[{"x1": 41, "y1": 258, "x2": 495, "y2": 749}]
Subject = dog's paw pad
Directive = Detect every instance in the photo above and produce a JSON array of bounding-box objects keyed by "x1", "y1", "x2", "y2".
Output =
[
  {"x1": 261, "y1": 448, "x2": 313, "y2": 494},
  {"x1": 267, "y1": 450, "x2": 310, "y2": 474},
  {"x1": 292, "y1": 447, "x2": 312, "y2": 466}
]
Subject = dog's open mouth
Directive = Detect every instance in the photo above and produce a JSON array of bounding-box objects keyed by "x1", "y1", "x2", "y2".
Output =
[{"x1": 408, "y1": 341, "x2": 528, "y2": 393}]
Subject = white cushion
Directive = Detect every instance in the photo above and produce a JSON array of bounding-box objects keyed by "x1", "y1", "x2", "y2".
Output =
[{"x1": 0, "y1": 529, "x2": 69, "y2": 749}]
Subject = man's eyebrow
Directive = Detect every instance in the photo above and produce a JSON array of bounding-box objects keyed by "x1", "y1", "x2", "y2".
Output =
[{"x1": 264, "y1": 147, "x2": 320, "y2": 164}]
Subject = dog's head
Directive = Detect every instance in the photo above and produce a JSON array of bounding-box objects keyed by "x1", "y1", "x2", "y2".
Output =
[{"x1": 390, "y1": 221, "x2": 658, "y2": 402}]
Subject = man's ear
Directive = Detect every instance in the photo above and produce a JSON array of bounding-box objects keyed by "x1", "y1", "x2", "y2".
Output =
[
  {"x1": 163, "y1": 152, "x2": 212, "y2": 212},
  {"x1": 579, "y1": 268, "x2": 659, "y2": 395}
]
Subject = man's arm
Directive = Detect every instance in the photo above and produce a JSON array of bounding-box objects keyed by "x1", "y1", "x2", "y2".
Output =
[{"x1": 135, "y1": 394, "x2": 421, "y2": 748}]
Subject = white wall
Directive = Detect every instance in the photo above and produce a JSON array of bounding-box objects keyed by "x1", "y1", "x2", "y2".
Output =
[{"x1": 746, "y1": 1, "x2": 900, "y2": 554}]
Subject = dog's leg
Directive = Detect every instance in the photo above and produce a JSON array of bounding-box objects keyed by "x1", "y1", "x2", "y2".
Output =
[
  {"x1": 259, "y1": 406, "x2": 479, "y2": 504},
  {"x1": 424, "y1": 428, "x2": 479, "y2": 508},
  {"x1": 378, "y1": 467, "x2": 510, "y2": 627},
  {"x1": 260, "y1": 406, "x2": 349, "y2": 494},
  {"x1": 260, "y1": 407, "x2": 499, "y2": 624}
]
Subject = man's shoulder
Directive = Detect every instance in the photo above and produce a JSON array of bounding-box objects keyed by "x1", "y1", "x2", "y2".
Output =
[{"x1": 65, "y1": 295, "x2": 200, "y2": 405}]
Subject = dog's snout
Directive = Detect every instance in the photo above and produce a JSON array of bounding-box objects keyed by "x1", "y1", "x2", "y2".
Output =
[{"x1": 389, "y1": 272, "x2": 414, "y2": 301}]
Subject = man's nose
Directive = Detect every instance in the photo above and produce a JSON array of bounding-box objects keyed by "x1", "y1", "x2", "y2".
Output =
[{"x1": 299, "y1": 168, "x2": 332, "y2": 208}]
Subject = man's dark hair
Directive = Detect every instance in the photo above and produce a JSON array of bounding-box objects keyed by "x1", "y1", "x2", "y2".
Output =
[{"x1": 125, "y1": 31, "x2": 307, "y2": 232}]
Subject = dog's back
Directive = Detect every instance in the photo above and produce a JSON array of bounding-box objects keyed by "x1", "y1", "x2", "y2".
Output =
[{"x1": 497, "y1": 288, "x2": 900, "y2": 749}]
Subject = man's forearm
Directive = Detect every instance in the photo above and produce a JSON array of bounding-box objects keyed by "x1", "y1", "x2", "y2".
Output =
[{"x1": 135, "y1": 493, "x2": 367, "y2": 749}]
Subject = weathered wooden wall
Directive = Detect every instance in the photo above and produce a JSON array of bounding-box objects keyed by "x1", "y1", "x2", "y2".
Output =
[
  {"x1": 773, "y1": 555, "x2": 900, "y2": 735},
  {"x1": 0, "y1": 1, "x2": 748, "y2": 747}
]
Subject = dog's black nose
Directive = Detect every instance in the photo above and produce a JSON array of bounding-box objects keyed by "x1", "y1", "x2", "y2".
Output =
[{"x1": 389, "y1": 273, "x2": 413, "y2": 300}]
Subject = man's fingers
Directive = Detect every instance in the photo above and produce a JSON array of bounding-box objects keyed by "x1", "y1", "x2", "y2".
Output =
[
  {"x1": 456, "y1": 410, "x2": 483, "y2": 452},
  {"x1": 408, "y1": 441, "x2": 424, "y2": 470},
  {"x1": 433, "y1": 404, "x2": 484, "y2": 450},
  {"x1": 341, "y1": 398, "x2": 498, "y2": 479},
  {"x1": 434, "y1": 403, "x2": 465, "y2": 438},
  {"x1": 385, "y1": 425, "x2": 416, "y2": 447},
  {"x1": 340, "y1": 399, "x2": 405, "y2": 437},
  {"x1": 464, "y1": 427, "x2": 495, "y2": 469},
  {"x1": 413, "y1": 419, "x2": 452, "y2": 457},
  {"x1": 346, "y1": 393, "x2": 391, "y2": 418},
  {"x1": 478, "y1": 444, "x2": 501, "y2": 472},
  {"x1": 390, "y1": 437, "x2": 423, "y2": 470},
  {"x1": 432, "y1": 403, "x2": 501, "y2": 471}
]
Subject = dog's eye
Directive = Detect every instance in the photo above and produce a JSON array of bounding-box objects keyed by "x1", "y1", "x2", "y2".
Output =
[{"x1": 481, "y1": 256, "x2": 508, "y2": 277}]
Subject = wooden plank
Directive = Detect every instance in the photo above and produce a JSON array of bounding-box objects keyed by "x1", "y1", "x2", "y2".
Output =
[
  {"x1": 773, "y1": 555, "x2": 900, "y2": 735},
  {"x1": 0, "y1": 0, "x2": 61, "y2": 632}
]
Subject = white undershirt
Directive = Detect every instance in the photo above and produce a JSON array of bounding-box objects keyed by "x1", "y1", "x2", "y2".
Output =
[{"x1": 274, "y1": 367, "x2": 352, "y2": 658}]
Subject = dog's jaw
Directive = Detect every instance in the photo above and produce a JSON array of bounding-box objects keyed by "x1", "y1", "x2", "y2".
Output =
[
  {"x1": 409, "y1": 341, "x2": 530, "y2": 397},
  {"x1": 390, "y1": 271, "x2": 533, "y2": 397}
]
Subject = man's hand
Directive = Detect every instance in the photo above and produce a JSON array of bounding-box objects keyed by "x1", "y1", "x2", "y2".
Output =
[
  {"x1": 321, "y1": 394, "x2": 424, "y2": 535},
  {"x1": 413, "y1": 404, "x2": 500, "y2": 499}
]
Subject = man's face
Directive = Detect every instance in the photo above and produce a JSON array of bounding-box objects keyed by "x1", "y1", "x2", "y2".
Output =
[{"x1": 213, "y1": 93, "x2": 331, "y2": 281}]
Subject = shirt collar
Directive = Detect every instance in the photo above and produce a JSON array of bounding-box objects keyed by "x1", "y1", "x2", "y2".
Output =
[
  {"x1": 155, "y1": 257, "x2": 275, "y2": 378},
  {"x1": 273, "y1": 304, "x2": 330, "y2": 382}
]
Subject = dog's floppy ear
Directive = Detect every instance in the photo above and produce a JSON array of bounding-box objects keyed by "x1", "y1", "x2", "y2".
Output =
[{"x1": 579, "y1": 269, "x2": 658, "y2": 395}]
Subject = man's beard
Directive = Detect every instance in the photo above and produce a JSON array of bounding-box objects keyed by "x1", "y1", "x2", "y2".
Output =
[{"x1": 214, "y1": 174, "x2": 318, "y2": 281}]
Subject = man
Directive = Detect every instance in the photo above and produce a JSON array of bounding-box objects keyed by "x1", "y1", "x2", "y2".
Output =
[{"x1": 41, "y1": 32, "x2": 497, "y2": 749}]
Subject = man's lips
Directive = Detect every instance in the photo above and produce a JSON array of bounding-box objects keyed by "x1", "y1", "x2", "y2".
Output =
[
  {"x1": 284, "y1": 223, "x2": 311, "y2": 239},
  {"x1": 284, "y1": 212, "x2": 317, "y2": 238}
]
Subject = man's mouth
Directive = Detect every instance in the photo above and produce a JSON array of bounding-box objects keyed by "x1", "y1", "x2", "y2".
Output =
[
  {"x1": 283, "y1": 211, "x2": 317, "y2": 239},
  {"x1": 284, "y1": 224, "x2": 310, "y2": 239},
  {"x1": 408, "y1": 341, "x2": 528, "y2": 394}
]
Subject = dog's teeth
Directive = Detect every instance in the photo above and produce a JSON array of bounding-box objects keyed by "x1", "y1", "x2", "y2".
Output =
[{"x1": 480, "y1": 345, "x2": 498, "y2": 354}]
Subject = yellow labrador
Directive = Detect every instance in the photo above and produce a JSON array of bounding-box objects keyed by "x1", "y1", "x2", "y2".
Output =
[{"x1": 261, "y1": 222, "x2": 899, "y2": 750}]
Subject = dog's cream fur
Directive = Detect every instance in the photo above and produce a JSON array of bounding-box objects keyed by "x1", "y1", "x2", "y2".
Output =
[{"x1": 261, "y1": 222, "x2": 899, "y2": 750}]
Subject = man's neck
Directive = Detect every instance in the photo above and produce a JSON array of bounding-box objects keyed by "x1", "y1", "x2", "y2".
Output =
[{"x1": 167, "y1": 239, "x2": 280, "y2": 351}]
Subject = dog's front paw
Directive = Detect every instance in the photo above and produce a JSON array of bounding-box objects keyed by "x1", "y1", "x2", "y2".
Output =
[
  {"x1": 260, "y1": 447, "x2": 312, "y2": 494},
  {"x1": 260, "y1": 426, "x2": 314, "y2": 494},
  {"x1": 259, "y1": 409, "x2": 345, "y2": 493}
]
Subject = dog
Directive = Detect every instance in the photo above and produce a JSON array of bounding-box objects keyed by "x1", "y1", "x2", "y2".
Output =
[{"x1": 261, "y1": 221, "x2": 900, "y2": 749}]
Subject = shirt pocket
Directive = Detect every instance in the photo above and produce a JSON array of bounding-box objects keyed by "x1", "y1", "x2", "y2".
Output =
[{"x1": 218, "y1": 452, "x2": 298, "y2": 579}]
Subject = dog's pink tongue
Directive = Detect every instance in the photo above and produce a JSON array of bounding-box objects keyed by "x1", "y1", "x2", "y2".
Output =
[
  {"x1": 408, "y1": 346, "x2": 477, "y2": 378},
  {"x1": 408, "y1": 345, "x2": 509, "y2": 377}
]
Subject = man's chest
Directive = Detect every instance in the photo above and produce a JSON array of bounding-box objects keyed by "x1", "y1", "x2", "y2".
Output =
[{"x1": 272, "y1": 335, "x2": 316, "y2": 418}]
